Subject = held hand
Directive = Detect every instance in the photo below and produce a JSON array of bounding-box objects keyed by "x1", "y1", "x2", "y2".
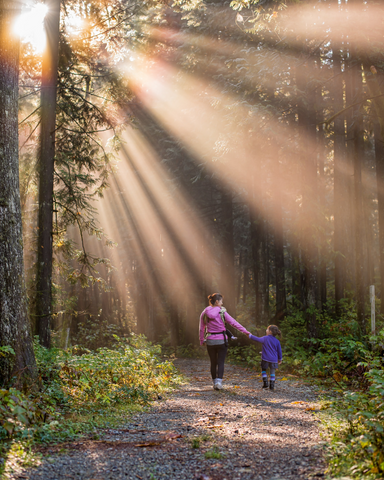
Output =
[{"x1": 278, "y1": 360, "x2": 282, "y2": 365}]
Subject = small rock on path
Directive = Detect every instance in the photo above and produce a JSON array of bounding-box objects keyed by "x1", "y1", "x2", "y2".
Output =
[{"x1": 7, "y1": 358, "x2": 326, "y2": 480}]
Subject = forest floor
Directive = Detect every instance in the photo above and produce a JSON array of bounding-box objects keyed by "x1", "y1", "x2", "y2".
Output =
[{"x1": 6, "y1": 358, "x2": 327, "y2": 480}]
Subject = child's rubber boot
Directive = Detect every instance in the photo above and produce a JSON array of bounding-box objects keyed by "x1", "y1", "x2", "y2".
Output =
[
  {"x1": 216, "y1": 378, "x2": 223, "y2": 390},
  {"x1": 262, "y1": 378, "x2": 269, "y2": 389},
  {"x1": 269, "y1": 380, "x2": 275, "y2": 391}
]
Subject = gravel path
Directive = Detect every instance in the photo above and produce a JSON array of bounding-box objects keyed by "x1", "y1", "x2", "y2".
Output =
[{"x1": 6, "y1": 358, "x2": 326, "y2": 480}]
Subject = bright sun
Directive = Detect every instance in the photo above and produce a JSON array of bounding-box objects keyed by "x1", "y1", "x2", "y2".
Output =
[{"x1": 13, "y1": 3, "x2": 48, "y2": 53}]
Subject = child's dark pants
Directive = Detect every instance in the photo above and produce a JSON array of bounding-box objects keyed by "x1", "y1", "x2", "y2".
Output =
[
  {"x1": 207, "y1": 344, "x2": 228, "y2": 379},
  {"x1": 261, "y1": 360, "x2": 278, "y2": 377}
]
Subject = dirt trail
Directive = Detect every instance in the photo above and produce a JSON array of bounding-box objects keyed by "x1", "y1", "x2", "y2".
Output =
[{"x1": 7, "y1": 358, "x2": 326, "y2": 480}]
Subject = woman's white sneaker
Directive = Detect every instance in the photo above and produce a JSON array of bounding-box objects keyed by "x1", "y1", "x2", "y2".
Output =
[{"x1": 216, "y1": 378, "x2": 223, "y2": 390}]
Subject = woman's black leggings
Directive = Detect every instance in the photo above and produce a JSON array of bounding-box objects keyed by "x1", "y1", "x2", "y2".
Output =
[{"x1": 207, "y1": 344, "x2": 228, "y2": 379}]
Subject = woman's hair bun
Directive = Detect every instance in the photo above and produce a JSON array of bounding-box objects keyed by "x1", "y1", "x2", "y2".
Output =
[{"x1": 208, "y1": 293, "x2": 223, "y2": 306}]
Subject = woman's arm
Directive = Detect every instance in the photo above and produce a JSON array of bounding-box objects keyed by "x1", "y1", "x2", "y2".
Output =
[
  {"x1": 224, "y1": 312, "x2": 250, "y2": 336},
  {"x1": 199, "y1": 309, "x2": 207, "y2": 345}
]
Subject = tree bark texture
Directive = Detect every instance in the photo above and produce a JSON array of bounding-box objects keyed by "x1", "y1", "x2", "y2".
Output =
[
  {"x1": 36, "y1": 0, "x2": 61, "y2": 347},
  {"x1": 0, "y1": 0, "x2": 37, "y2": 387}
]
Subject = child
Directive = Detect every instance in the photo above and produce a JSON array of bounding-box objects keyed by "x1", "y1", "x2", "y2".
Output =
[{"x1": 249, "y1": 325, "x2": 282, "y2": 390}]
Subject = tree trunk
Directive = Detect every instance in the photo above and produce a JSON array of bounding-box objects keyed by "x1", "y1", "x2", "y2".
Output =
[
  {"x1": 243, "y1": 265, "x2": 248, "y2": 303},
  {"x1": 169, "y1": 303, "x2": 180, "y2": 347},
  {"x1": 236, "y1": 252, "x2": 242, "y2": 306},
  {"x1": 297, "y1": 62, "x2": 319, "y2": 337},
  {"x1": 374, "y1": 120, "x2": 384, "y2": 312},
  {"x1": 316, "y1": 84, "x2": 327, "y2": 310},
  {"x1": 333, "y1": 49, "x2": 347, "y2": 314},
  {"x1": 264, "y1": 229, "x2": 270, "y2": 318},
  {"x1": 291, "y1": 235, "x2": 302, "y2": 304},
  {"x1": 36, "y1": 0, "x2": 61, "y2": 348},
  {"x1": 0, "y1": 0, "x2": 37, "y2": 387},
  {"x1": 363, "y1": 65, "x2": 384, "y2": 314},
  {"x1": 250, "y1": 208, "x2": 268, "y2": 325},
  {"x1": 273, "y1": 160, "x2": 286, "y2": 322},
  {"x1": 220, "y1": 190, "x2": 236, "y2": 316},
  {"x1": 351, "y1": 58, "x2": 366, "y2": 335},
  {"x1": 363, "y1": 185, "x2": 374, "y2": 288},
  {"x1": 345, "y1": 65, "x2": 357, "y2": 291}
]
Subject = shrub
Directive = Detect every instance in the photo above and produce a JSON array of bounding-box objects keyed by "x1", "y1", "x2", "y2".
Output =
[
  {"x1": 325, "y1": 354, "x2": 384, "y2": 479},
  {"x1": 0, "y1": 388, "x2": 46, "y2": 440},
  {"x1": 0, "y1": 335, "x2": 180, "y2": 446}
]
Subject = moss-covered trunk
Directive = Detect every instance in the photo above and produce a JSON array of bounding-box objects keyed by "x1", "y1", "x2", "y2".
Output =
[{"x1": 0, "y1": 0, "x2": 37, "y2": 387}]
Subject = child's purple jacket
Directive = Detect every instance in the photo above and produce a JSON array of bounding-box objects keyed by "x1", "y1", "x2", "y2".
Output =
[
  {"x1": 199, "y1": 306, "x2": 250, "y2": 345},
  {"x1": 249, "y1": 334, "x2": 282, "y2": 363}
]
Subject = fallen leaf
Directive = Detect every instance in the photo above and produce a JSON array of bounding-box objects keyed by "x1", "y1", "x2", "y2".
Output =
[
  {"x1": 166, "y1": 433, "x2": 183, "y2": 440},
  {"x1": 291, "y1": 401, "x2": 307, "y2": 405},
  {"x1": 333, "y1": 371, "x2": 343, "y2": 382},
  {"x1": 281, "y1": 377, "x2": 288, "y2": 381},
  {"x1": 305, "y1": 407, "x2": 316, "y2": 411},
  {"x1": 134, "y1": 442, "x2": 161, "y2": 447},
  {"x1": 134, "y1": 433, "x2": 182, "y2": 447}
]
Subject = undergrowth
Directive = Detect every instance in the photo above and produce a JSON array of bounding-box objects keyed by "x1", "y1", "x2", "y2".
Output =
[{"x1": 0, "y1": 334, "x2": 181, "y2": 477}]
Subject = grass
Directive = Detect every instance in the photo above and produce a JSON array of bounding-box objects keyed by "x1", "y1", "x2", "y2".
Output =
[
  {"x1": 204, "y1": 446, "x2": 223, "y2": 459},
  {"x1": 191, "y1": 433, "x2": 211, "y2": 449}
]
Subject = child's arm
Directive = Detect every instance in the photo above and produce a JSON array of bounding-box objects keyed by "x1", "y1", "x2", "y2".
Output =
[
  {"x1": 248, "y1": 334, "x2": 265, "y2": 344},
  {"x1": 277, "y1": 342, "x2": 283, "y2": 363}
]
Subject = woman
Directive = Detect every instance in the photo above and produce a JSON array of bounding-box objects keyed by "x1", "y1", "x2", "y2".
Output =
[{"x1": 199, "y1": 293, "x2": 250, "y2": 390}]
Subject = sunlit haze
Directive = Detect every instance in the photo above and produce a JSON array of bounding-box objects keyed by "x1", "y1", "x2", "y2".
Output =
[
  {"x1": 14, "y1": 2, "x2": 48, "y2": 52},
  {"x1": 16, "y1": 0, "x2": 384, "y2": 338}
]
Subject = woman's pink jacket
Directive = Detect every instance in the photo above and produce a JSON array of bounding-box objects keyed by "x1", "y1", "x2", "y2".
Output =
[{"x1": 199, "y1": 306, "x2": 250, "y2": 346}]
